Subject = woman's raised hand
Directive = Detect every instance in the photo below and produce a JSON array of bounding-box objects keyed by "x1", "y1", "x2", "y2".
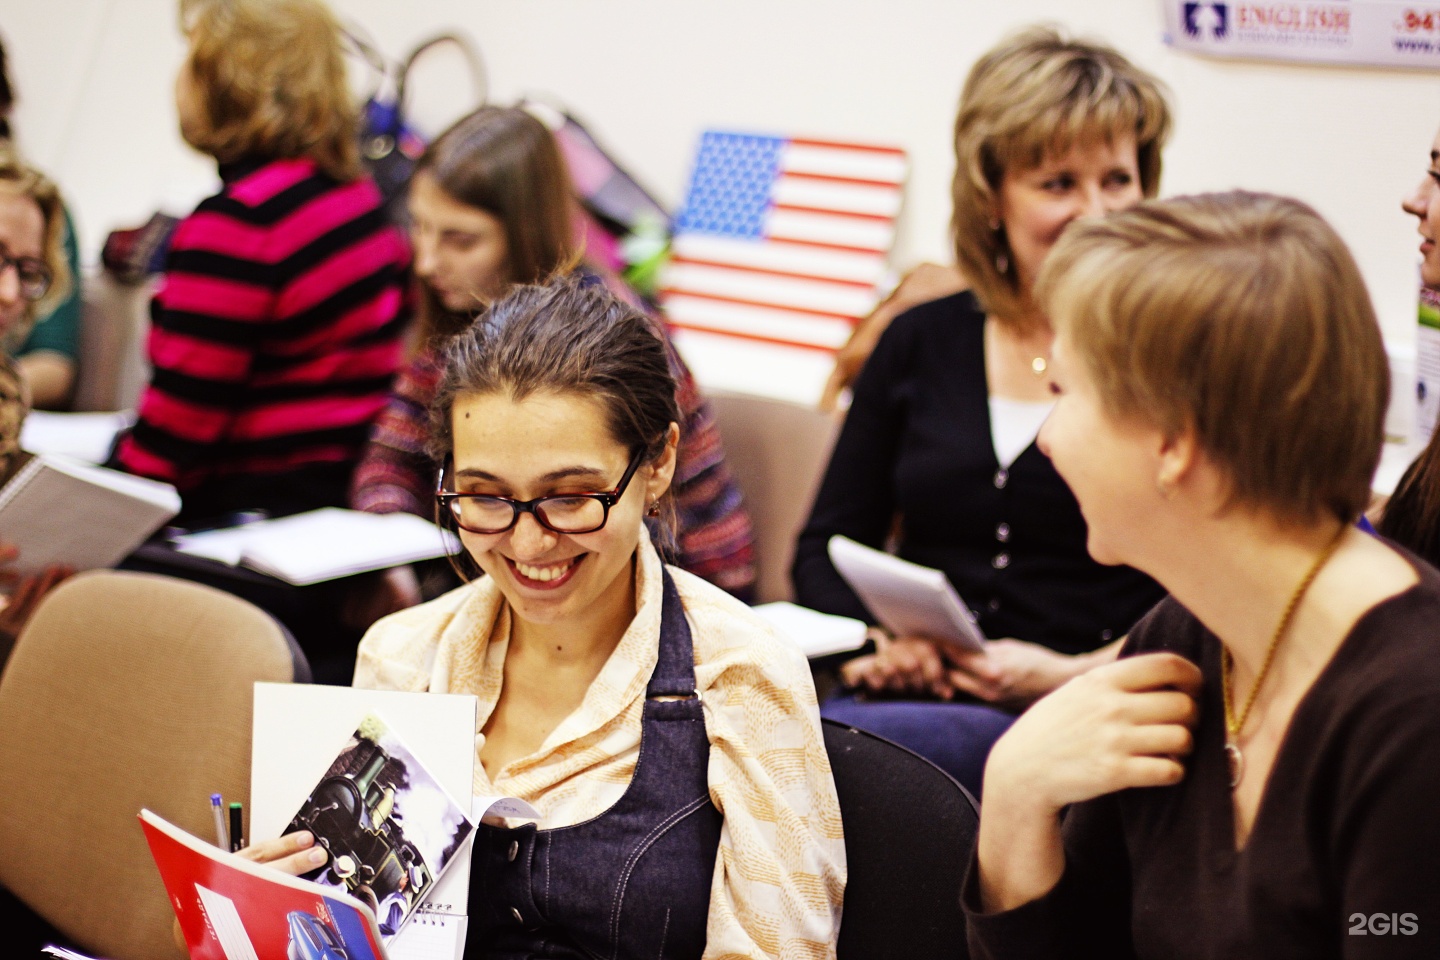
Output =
[
  {"x1": 985, "y1": 651, "x2": 1202, "y2": 813},
  {"x1": 976, "y1": 651, "x2": 1202, "y2": 912}
]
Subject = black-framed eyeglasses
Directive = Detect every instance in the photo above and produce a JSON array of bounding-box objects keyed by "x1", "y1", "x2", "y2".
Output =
[
  {"x1": 0, "y1": 248, "x2": 52, "y2": 302},
  {"x1": 436, "y1": 447, "x2": 647, "y2": 535}
]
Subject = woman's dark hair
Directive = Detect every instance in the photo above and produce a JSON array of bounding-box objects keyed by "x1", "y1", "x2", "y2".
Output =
[
  {"x1": 412, "y1": 105, "x2": 575, "y2": 346},
  {"x1": 430, "y1": 276, "x2": 679, "y2": 576},
  {"x1": 0, "y1": 33, "x2": 14, "y2": 141},
  {"x1": 1379, "y1": 433, "x2": 1440, "y2": 567}
]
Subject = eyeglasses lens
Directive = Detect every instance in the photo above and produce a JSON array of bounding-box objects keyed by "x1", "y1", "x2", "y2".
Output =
[{"x1": 449, "y1": 495, "x2": 607, "y2": 534}]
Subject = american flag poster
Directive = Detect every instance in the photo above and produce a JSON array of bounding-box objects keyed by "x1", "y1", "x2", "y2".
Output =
[{"x1": 658, "y1": 131, "x2": 907, "y2": 405}]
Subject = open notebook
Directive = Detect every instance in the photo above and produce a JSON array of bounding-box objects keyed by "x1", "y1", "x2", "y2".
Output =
[
  {"x1": 0, "y1": 453, "x2": 179, "y2": 573},
  {"x1": 171, "y1": 508, "x2": 459, "y2": 585}
]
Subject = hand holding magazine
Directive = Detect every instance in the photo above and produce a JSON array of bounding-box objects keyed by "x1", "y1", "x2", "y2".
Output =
[
  {"x1": 827, "y1": 535, "x2": 987, "y2": 652},
  {"x1": 141, "y1": 808, "x2": 393, "y2": 960}
]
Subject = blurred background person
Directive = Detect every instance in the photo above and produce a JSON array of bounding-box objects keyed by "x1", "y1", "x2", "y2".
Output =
[
  {"x1": 0, "y1": 34, "x2": 80, "y2": 410},
  {"x1": 112, "y1": 0, "x2": 409, "y2": 526}
]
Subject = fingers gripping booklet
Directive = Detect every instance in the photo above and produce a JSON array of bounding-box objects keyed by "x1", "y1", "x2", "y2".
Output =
[
  {"x1": 250, "y1": 684, "x2": 538, "y2": 960},
  {"x1": 145, "y1": 686, "x2": 538, "y2": 960},
  {"x1": 282, "y1": 712, "x2": 477, "y2": 939}
]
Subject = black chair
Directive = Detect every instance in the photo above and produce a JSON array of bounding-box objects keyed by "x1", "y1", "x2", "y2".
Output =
[{"x1": 823, "y1": 717, "x2": 978, "y2": 960}]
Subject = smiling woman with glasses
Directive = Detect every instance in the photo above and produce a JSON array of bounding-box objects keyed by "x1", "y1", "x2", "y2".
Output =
[{"x1": 241, "y1": 275, "x2": 846, "y2": 960}]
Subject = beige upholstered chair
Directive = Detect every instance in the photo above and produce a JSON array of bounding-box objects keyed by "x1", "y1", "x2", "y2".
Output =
[
  {"x1": 0, "y1": 570, "x2": 308, "y2": 960},
  {"x1": 708, "y1": 391, "x2": 841, "y2": 603}
]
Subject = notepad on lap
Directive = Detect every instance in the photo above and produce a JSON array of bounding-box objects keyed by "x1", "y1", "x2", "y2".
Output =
[
  {"x1": 827, "y1": 535, "x2": 986, "y2": 652},
  {"x1": 0, "y1": 453, "x2": 180, "y2": 573},
  {"x1": 753, "y1": 601, "x2": 868, "y2": 659}
]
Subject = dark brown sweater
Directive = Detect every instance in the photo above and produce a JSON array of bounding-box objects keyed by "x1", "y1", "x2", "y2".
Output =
[{"x1": 965, "y1": 554, "x2": 1440, "y2": 959}]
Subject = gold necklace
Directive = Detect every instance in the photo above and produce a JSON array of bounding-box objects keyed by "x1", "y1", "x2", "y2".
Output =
[{"x1": 1221, "y1": 529, "x2": 1344, "y2": 788}]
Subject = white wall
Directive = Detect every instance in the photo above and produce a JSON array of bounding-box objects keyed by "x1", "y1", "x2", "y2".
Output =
[{"x1": 3, "y1": 0, "x2": 1438, "y2": 350}]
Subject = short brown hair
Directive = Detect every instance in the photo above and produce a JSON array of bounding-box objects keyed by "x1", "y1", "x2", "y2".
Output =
[
  {"x1": 0, "y1": 142, "x2": 70, "y2": 348},
  {"x1": 953, "y1": 25, "x2": 1171, "y2": 325},
  {"x1": 1037, "y1": 191, "x2": 1385, "y2": 524},
  {"x1": 178, "y1": 0, "x2": 359, "y2": 180},
  {"x1": 413, "y1": 105, "x2": 575, "y2": 344}
]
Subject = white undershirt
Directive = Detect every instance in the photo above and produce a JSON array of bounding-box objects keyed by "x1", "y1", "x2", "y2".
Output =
[{"x1": 988, "y1": 395, "x2": 1055, "y2": 469}]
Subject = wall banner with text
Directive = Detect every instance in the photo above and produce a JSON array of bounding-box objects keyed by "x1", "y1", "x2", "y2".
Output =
[{"x1": 1162, "y1": 1, "x2": 1440, "y2": 69}]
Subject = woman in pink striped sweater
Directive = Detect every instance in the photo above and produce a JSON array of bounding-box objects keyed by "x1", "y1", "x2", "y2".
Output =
[{"x1": 113, "y1": 0, "x2": 409, "y2": 525}]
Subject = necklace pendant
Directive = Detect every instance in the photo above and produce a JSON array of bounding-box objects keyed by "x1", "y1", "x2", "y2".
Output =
[
  {"x1": 1031, "y1": 356, "x2": 1048, "y2": 375},
  {"x1": 1225, "y1": 740, "x2": 1244, "y2": 788}
]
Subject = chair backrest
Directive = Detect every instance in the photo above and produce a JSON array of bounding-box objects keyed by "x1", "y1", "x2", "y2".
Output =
[
  {"x1": 707, "y1": 390, "x2": 840, "y2": 603},
  {"x1": 0, "y1": 570, "x2": 308, "y2": 960},
  {"x1": 823, "y1": 717, "x2": 977, "y2": 960},
  {"x1": 74, "y1": 271, "x2": 153, "y2": 413}
]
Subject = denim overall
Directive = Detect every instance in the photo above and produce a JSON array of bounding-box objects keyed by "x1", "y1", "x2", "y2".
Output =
[{"x1": 465, "y1": 569, "x2": 723, "y2": 960}]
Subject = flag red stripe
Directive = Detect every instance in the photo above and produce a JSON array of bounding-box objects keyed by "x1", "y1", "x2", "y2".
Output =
[
  {"x1": 780, "y1": 170, "x2": 904, "y2": 189},
  {"x1": 789, "y1": 138, "x2": 906, "y2": 156},
  {"x1": 669, "y1": 320, "x2": 842, "y2": 354},
  {"x1": 771, "y1": 203, "x2": 893, "y2": 224},
  {"x1": 666, "y1": 256, "x2": 878, "y2": 291},
  {"x1": 659, "y1": 289, "x2": 862, "y2": 324}
]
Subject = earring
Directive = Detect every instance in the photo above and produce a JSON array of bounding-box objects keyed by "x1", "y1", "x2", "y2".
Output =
[
  {"x1": 646, "y1": 498, "x2": 661, "y2": 517},
  {"x1": 991, "y1": 221, "x2": 1009, "y2": 274}
]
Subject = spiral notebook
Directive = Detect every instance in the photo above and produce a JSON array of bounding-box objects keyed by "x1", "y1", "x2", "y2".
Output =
[{"x1": 0, "y1": 453, "x2": 180, "y2": 573}]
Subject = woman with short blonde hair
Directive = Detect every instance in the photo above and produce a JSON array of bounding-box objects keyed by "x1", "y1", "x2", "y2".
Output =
[
  {"x1": 176, "y1": 0, "x2": 358, "y2": 180},
  {"x1": 0, "y1": 143, "x2": 69, "y2": 349},
  {"x1": 967, "y1": 192, "x2": 1439, "y2": 957},
  {"x1": 951, "y1": 26, "x2": 1171, "y2": 328},
  {"x1": 115, "y1": 0, "x2": 408, "y2": 525}
]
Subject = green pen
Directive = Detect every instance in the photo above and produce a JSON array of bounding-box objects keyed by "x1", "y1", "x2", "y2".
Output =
[{"x1": 229, "y1": 802, "x2": 243, "y2": 853}]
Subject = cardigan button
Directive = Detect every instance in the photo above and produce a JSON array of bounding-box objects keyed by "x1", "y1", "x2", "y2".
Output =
[
  {"x1": 993, "y1": 468, "x2": 1009, "y2": 489},
  {"x1": 995, "y1": 522, "x2": 1010, "y2": 543},
  {"x1": 511, "y1": 906, "x2": 524, "y2": 924},
  {"x1": 992, "y1": 553, "x2": 1010, "y2": 570},
  {"x1": 987, "y1": 597, "x2": 1001, "y2": 612},
  {"x1": 507, "y1": 840, "x2": 519, "y2": 862}
]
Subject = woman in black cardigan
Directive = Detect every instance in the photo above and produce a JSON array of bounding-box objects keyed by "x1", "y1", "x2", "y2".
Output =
[{"x1": 792, "y1": 26, "x2": 1169, "y2": 795}]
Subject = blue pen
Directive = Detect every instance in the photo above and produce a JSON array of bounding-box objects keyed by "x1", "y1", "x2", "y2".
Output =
[{"x1": 211, "y1": 793, "x2": 230, "y2": 850}]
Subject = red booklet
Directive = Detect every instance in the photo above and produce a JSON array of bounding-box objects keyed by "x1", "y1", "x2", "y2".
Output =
[{"x1": 140, "y1": 808, "x2": 390, "y2": 960}]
